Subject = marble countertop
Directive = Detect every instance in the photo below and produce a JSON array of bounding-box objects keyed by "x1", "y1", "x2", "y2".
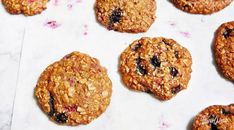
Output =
[{"x1": 0, "y1": 0, "x2": 234, "y2": 130}]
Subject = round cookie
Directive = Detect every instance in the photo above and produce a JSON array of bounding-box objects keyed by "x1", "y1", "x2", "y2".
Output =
[
  {"x1": 2, "y1": 0, "x2": 48, "y2": 16},
  {"x1": 172, "y1": 0, "x2": 233, "y2": 14},
  {"x1": 35, "y1": 52, "x2": 112, "y2": 126},
  {"x1": 192, "y1": 104, "x2": 234, "y2": 130},
  {"x1": 214, "y1": 21, "x2": 234, "y2": 81},
  {"x1": 95, "y1": 0, "x2": 156, "y2": 33},
  {"x1": 119, "y1": 37, "x2": 192, "y2": 100}
]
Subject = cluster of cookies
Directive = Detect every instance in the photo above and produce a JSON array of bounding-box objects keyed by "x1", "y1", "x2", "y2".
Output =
[{"x1": 5, "y1": 0, "x2": 230, "y2": 129}]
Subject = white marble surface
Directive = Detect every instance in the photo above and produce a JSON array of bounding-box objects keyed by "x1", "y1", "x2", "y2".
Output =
[{"x1": 0, "y1": 0, "x2": 234, "y2": 130}]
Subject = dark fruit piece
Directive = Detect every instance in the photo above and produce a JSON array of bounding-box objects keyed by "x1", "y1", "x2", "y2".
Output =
[
  {"x1": 221, "y1": 108, "x2": 231, "y2": 115},
  {"x1": 170, "y1": 67, "x2": 178, "y2": 77},
  {"x1": 182, "y1": 4, "x2": 190, "y2": 10},
  {"x1": 223, "y1": 28, "x2": 233, "y2": 39},
  {"x1": 48, "y1": 93, "x2": 55, "y2": 117},
  {"x1": 132, "y1": 43, "x2": 142, "y2": 51},
  {"x1": 171, "y1": 85, "x2": 181, "y2": 94},
  {"x1": 136, "y1": 58, "x2": 147, "y2": 75},
  {"x1": 174, "y1": 51, "x2": 179, "y2": 58},
  {"x1": 109, "y1": 8, "x2": 122, "y2": 24},
  {"x1": 162, "y1": 39, "x2": 171, "y2": 46},
  {"x1": 55, "y1": 113, "x2": 68, "y2": 123},
  {"x1": 211, "y1": 123, "x2": 218, "y2": 130},
  {"x1": 208, "y1": 115, "x2": 219, "y2": 130},
  {"x1": 146, "y1": 90, "x2": 153, "y2": 94},
  {"x1": 150, "y1": 56, "x2": 161, "y2": 68}
]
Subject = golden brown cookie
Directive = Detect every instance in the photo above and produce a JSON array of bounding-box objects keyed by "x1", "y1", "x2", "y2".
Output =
[
  {"x1": 172, "y1": 0, "x2": 233, "y2": 14},
  {"x1": 119, "y1": 37, "x2": 192, "y2": 100},
  {"x1": 192, "y1": 104, "x2": 234, "y2": 130},
  {"x1": 35, "y1": 52, "x2": 112, "y2": 126},
  {"x1": 214, "y1": 21, "x2": 234, "y2": 81},
  {"x1": 2, "y1": 0, "x2": 48, "y2": 16},
  {"x1": 95, "y1": 0, "x2": 156, "y2": 33}
]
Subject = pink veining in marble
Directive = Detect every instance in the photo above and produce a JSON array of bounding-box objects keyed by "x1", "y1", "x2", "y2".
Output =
[
  {"x1": 76, "y1": 0, "x2": 82, "y2": 3},
  {"x1": 180, "y1": 31, "x2": 191, "y2": 38},
  {"x1": 158, "y1": 116, "x2": 170, "y2": 130},
  {"x1": 67, "y1": 4, "x2": 73, "y2": 10},
  {"x1": 83, "y1": 24, "x2": 88, "y2": 36},
  {"x1": 52, "y1": 0, "x2": 59, "y2": 6},
  {"x1": 159, "y1": 121, "x2": 170, "y2": 129},
  {"x1": 168, "y1": 21, "x2": 176, "y2": 27},
  {"x1": 44, "y1": 20, "x2": 61, "y2": 29}
]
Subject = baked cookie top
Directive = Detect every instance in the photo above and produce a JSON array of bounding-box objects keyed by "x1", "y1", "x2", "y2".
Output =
[
  {"x1": 35, "y1": 51, "x2": 112, "y2": 126},
  {"x1": 172, "y1": 0, "x2": 233, "y2": 14},
  {"x1": 119, "y1": 37, "x2": 192, "y2": 100},
  {"x1": 214, "y1": 21, "x2": 234, "y2": 81},
  {"x1": 95, "y1": 0, "x2": 156, "y2": 33},
  {"x1": 193, "y1": 104, "x2": 234, "y2": 130},
  {"x1": 2, "y1": 0, "x2": 48, "y2": 16}
]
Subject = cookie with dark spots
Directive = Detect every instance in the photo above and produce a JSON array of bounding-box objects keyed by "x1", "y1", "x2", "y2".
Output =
[
  {"x1": 2, "y1": 0, "x2": 48, "y2": 16},
  {"x1": 214, "y1": 21, "x2": 234, "y2": 81},
  {"x1": 172, "y1": 0, "x2": 233, "y2": 14},
  {"x1": 192, "y1": 104, "x2": 234, "y2": 130},
  {"x1": 119, "y1": 37, "x2": 192, "y2": 100},
  {"x1": 95, "y1": 0, "x2": 156, "y2": 33},
  {"x1": 35, "y1": 51, "x2": 112, "y2": 126}
]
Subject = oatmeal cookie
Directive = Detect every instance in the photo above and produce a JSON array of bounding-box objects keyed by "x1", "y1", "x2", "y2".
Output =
[
  {"x1": 193, "y1": 104, "x2": 234, "y2": 130},
  {"x1": 119, "y1": 37, "x2": 192, "y2": 100},
  {"x1": 95, "y1": 0, "x2": 156, "y2": 33},
  {"x1": 2, "y1": 0, "x2": 48, "y2": 16},
  {"x1": 214, "y1": 21, "x2": 234, "y2": 81},
  {"x1": 172, "y1": 0, "x2": 233, "y2": 14},
  {"x1": 35, "y1": 51, "x2": 112, "y2": 125}
]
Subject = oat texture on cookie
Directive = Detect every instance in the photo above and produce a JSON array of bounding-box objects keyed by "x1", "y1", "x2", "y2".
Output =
[
  {"x1": 2, "y1": 0, "x2": 48, "y2": 16},
  {"x1": 192, "y1": 104, "x2": 234, "y2": 130},
  {"x1": 35, "y1": 51, "x2": 112, "y2": 126},
  {"x1": 95, "y1": 0, "x2": 156, "y2": 33},
  {"x1": 214, "y1": 21, "x2": 234, "y2": 81},
  {"x1": 119, "y1": 37, "x2": 192, "y2": 100},
  {"x1": 172, "y1": 0, "x2": 233, "y2": 14}
]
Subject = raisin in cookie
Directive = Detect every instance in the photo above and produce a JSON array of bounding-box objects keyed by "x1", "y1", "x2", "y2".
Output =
[
  {"x1": 214, "y1": 21, "x2": 234, "y2": 81},
  {"x1": 193, "y1": 104, "x2": 234, "y2": 130},
  {"x1": 172, "y1": 0, "x2": 233, "y2": 14},
  {"x1": 119, "y1": 37, "x2": 192, "y2": 100},
  {"x1": 95, "y1": 0, "x2": 156, "y2": 33},
  {"x1": 35, "y1": 51, "x2": 112, "y2": 126},
  {"x1": 2, "y1": 0, "x2": 48, "y2": 16}
]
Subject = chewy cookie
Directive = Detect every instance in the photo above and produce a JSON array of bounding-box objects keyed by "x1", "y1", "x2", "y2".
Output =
[
  {"x1": 95, "y1": 0, "x2": 156, "y2": 33},
  {"x1": 35, "y1": 52, "x2": 112, "y2": 126},
  {"x1": 2, "y1": 0, "x2": 48, "y2": 16},
  {"x1": 119, "y1": 37, "x2": 192, "y2": 100},
  {"x1": 192, "y1": 104, "x2": 234, "y2": 130},
  {"x1": 172, "y1": 0, "x2": 233, "y2": 14},
  {"x1": 214, "y1": 21, "x2": 234, "y2": 81}
]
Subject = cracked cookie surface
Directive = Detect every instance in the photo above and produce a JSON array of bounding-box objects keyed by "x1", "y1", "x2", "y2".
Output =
[
  {"x1": 214, "y1": 21, "x2": 234, "y2": 81},
  {"x1": 35, "y1": 51, "x2": 112, "y2": 126},
  {"x1": 172, "y1": 0, "x2": 233, "y2": 14},
  {"x1": 95, "y1": 0, "x2": 156, "y2": 33},
  {"x1": 119, "y1": 37, "x2": 192, "y2": 100},
  {"x1": 193, "y1": 104, "x2": 234, "y2": 130},
  {"x1": 2, "y1": 0, "x2": 48, "y2": 16}
]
